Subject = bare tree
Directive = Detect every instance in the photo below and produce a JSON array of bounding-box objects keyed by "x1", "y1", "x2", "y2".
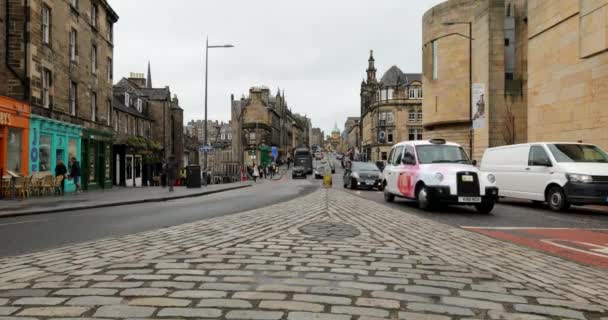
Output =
[{"x1": 502, "y1": 104, "x2": 516, "y2": 145}]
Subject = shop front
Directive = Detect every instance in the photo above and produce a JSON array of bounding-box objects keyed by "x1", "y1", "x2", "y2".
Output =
[
  {"x1": 0, "y1": 96, "x2": 30, "y2": 177},
  {"x1": 113, "y1": 144, "x2": 144, "y2": 187},
  {"x1": 29, "y1": 115, "x2": 82, "y2": 193},
  {"x1": 81, "y1": 129, "x2": 113, "y2": 190}
]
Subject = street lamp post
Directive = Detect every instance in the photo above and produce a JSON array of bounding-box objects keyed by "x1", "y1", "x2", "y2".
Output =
[
  {"x1": 442, "y1": 21, "x2": 472, "y2": 157},
  {"x1": 204, "y1": 37, "x2": 234, "y2": 184},
  {"x1": 376, "y1": 83, "x2": 383, "y2": 161}
]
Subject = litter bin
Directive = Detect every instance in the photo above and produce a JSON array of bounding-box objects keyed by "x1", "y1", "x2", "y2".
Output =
[{"x1": 186, "y1": 165, "x2": 201, "y2": 188}]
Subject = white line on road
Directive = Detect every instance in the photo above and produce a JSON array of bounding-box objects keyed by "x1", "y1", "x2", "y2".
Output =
[
  {"x1": 461, "y1": 226, "x2": 608, "y2": 230},
  {"x1": 0, "y1": 219, "x2": 49, "y2": 227}
]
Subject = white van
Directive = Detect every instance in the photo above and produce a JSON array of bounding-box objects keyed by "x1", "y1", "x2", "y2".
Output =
[{"x1": 480, "y1": 142, "x2": 608, "y2": 211}]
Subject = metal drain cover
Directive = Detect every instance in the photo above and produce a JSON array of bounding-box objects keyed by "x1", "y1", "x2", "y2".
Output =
[{"x1": 299, "y1": 222, "x2": 361, "y2": 240}]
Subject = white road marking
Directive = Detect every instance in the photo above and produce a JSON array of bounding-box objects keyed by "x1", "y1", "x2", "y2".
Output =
[
  {"x1": 0, "y1": 219, "x2": 49, "y2": 227},
  {"x1": 461, "y1": 226, "x2": 608, "y2": 230}
]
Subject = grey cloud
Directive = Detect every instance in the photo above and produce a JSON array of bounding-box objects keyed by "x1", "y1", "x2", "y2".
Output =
[{"x1": 108, "y1": 0, "x2": 444, "y2": 135}]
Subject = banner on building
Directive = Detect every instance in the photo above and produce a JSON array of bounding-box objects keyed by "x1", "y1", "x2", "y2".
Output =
[{"x1": 472, "y1": 83, "x2": 485, "y2": 129}]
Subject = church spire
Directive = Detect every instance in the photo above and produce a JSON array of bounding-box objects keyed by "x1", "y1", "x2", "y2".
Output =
[
  {"x1": 366, "y1": 50, "x2": 377, "y2": 83},
  {"x1": 146, "y1": 61, "x2": 152, "y2": 88}
]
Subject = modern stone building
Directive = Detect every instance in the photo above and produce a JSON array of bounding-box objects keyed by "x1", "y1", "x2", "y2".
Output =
[
  {"x1": 422, "y1": 0, "x2": 527, "y2": 159},
  {"x1": 360, "y1": 51, "x2": 423, "y2": 161},
  {"x1": 527, "y1": 1, "x2": 608, "y2": 148},
  {"x1": 1, "y1": 0, "x2": 119, "y2": 190}
]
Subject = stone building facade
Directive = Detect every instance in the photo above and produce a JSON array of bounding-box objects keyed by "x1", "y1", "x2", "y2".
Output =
[
  {"x1": 111, "y1": 80, "x2": 154, "y2": 187},
  {"x1": 1, "y1": 0, "x2": 119, "y2": 190},
  {"x1": 360, "y1": 51, "x2": 423, "y2": 162},
  {"x1": 310, "y1": 127, "x2": 324, "y2": 149},
  {"x1": 422, "y1": 0, "x2": 528, "y2": 160},
  {"x1": 114, "y1": 70, "x2": 184, "y2": 167},
  {"x1": 344, "y1": 117, "x2": 360, "y2": 151},
  {"x1": 527, "y1": 0, "x2": 608, "y2": 148},
  {"x1": 231, "y1": 87, "x2": 310, "y2": 167}
]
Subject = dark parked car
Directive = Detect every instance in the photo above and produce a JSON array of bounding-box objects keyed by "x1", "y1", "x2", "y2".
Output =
[
  {"x1": 343, "y1": 161, "x2": 383, "y2": 190},
  {"x1": 292, "y1": 166, "x2": 306, "y2": 179}
]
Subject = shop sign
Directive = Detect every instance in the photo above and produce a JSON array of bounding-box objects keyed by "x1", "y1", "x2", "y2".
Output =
[
  {"x1": 30, "y1": 127, "x2": 39, "y2": 172},
  {"x1": 0, "y1": 112, "x2": 10, "y2": 125}
]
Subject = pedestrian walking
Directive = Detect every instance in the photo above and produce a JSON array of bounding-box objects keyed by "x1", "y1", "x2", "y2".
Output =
[
  {"x1": 55, "y1": 160, "x2": 67, "y2": 195},
  {"x1": 69, "y1": 157, "x2": 82, "y2": 193},
  {"x1": 252, "y1": 163, "x2": 259, "y2": 182},
  {"x1": 287, "y1": 157, "x2": 291, "y2": 169},
  {"x1": 165, "y1": 156, "x2": 178, "y2": 192}
]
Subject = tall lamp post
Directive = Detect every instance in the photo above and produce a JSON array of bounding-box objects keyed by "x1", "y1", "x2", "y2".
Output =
[
  {"x1": 376, "y1": 83, "x2": 383, "y2": 161},
  {"x1": 442, "y1": 21, "x2": 472, "y2": 157},
  {"x1": 204, "y1": 37, "x2": 234, "y2": 183}
]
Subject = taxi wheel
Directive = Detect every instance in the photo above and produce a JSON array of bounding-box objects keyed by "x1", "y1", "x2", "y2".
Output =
[
  {"x1": 417, "y1": 186, "x2": 434, "y2": 211},
  {"x1": 547, "y1": 186, "x2": 570, "y2": 211},
  {"x1": 475, "y1": 200, "x2": 495, "y2": 214},
  {"x1": 350, "y1": 179, "x2": 357, "y2": 190},
  {"x1": 384, "y1": 187, "x2": 395, "y2": 203}
]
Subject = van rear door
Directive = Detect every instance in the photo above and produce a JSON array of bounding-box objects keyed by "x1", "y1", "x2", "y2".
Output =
[{"x1": 483, "y1": 145, "x2": 529, "y2": 198}]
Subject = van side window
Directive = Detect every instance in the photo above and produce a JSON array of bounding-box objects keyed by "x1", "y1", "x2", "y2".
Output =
[
  {"x1": 392, "y1": 146, "x2": 404, "y2": 165},
  {"x1": 529, "y1": 146, "x2": 551, "y2": 166},
  {"x1": 403, "y1": 145, "x2": 416, "y2": 165}
]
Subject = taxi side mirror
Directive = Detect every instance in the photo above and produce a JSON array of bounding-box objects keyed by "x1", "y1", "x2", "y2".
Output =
[{"x1": 472, "y1": 159, "x2": 478, "y2": 166}]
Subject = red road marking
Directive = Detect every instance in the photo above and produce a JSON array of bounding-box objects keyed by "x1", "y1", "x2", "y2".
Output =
[{"x1": 464, "y1": 227, "x2": 608, "y2": 269}]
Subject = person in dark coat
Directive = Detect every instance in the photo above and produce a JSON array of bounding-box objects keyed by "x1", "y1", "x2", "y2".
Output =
[
  {"x1": 69, "y1": 157, "x2": 82, "y2": 193},
  {"x1": 55, "y1": 160, "x2": 67, "y2": 194},
  {"x1": 165, "y1": 156, "x2": 178, "y2": 192}
]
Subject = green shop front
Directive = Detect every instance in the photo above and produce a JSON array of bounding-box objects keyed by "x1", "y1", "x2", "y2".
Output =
[
  {"x1": 81, "y1": 129, "x2": 113, "y2": 190},
  {"x1": 29, "y1": 115, "x2": 82, "y2": 193}
]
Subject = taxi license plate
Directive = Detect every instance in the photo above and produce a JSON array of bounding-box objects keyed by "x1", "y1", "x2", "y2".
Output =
[
  {"x1": 365, "y1": 180, "x2": 375, "y2": 185},
  {"x1": 459, "y1": 196, "x2": 481, "y2": 203},
  {"x1": 461, "y1": 175, "x2": 474, "y2": 182}
]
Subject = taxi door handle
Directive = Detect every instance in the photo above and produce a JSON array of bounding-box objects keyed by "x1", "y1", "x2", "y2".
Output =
[{"x1": 525, "y1": 168, "x2": 531, "y2": 171}]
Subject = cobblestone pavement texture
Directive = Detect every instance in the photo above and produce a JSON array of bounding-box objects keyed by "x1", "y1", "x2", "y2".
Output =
[{"x1": 1, "y1": 188, "x2": 607, "y2": 319}]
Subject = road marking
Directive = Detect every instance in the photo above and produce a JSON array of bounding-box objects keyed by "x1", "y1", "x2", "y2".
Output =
[
  {"x1": 0, "y1": 218, "x2": 49, "y2": 227},
  {"x1": 540, "y1": 239, "x2": 608, "y2": 258},
  {"x1": 461, "y1": 226, "x2": 608, "y2": 230}
]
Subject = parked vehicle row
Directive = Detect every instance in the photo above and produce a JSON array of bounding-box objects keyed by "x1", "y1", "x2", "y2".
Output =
[
  {"x1": 373, "y1": 138, "x2": 608, "y2": 213},
  {"x1": 481, "y1": 142, "x2": 608, "y2": 211}
]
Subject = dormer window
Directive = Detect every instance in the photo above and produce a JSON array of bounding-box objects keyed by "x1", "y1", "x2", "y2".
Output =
[
  {"x1": 124, "y1": 92, "x2": 130, "y2": 106},
  {"x1": 136, "y1": 99, "x2": 142, "y2": 112}
]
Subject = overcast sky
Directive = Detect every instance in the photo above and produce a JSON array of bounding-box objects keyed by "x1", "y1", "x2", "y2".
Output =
[{"x1": 108, "y1": 0, "x2": 444, "y2": 136}]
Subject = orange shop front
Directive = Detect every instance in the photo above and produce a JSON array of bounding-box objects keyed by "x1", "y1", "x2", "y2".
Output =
[{"x1": 0, "y1": 96, "x2": 30, "y2": 176}]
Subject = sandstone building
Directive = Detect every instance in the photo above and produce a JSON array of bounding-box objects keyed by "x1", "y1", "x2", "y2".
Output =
[
  {"x1": 1, "y1": 0, "x2": 119, "y2": 190},
  {"x1": 360, "y1": 51, "x2": 423, "y2": 161},
  {"x1": 422, "y1": 0, "x2": 528, "y2": 159},
  {"x1": 231, "y1": 87, "x2": 310, "y2": 167}
]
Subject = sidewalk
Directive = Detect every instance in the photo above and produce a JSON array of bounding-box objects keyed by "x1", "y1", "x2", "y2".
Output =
[
  {"x1": 0, "y1": 182, "x2": 252, "y2": 218},
  {"x1": 0, "y1": 188, "x2": 605, "y2": 319}
]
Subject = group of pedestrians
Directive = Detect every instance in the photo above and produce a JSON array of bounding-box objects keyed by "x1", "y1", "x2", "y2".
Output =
[
  {"x1": 54, "y1": 157, "x2": 82, "y2": 195},
  {"x1": 247, "y1": 163, "x2": 281, "y2": 182}
]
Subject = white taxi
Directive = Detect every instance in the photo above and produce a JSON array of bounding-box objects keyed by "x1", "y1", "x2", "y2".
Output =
[{"x1": 382, "y1": 139, "x2": 498, "y2": 213}]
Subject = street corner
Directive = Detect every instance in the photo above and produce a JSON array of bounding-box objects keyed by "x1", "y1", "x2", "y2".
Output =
[{"x1": 462, "y1": 227, "x2": 608, "y2": 269}]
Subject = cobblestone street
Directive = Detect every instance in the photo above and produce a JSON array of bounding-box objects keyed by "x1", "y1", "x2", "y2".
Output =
[{"x1": 1, "y1": 188, "x2": 607, "y2": 319}]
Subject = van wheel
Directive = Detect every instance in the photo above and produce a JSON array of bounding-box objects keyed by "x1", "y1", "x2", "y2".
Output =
[
  {"x1": 475, "y1": 199, "x2": 495, "y2": 214},
  {"x1": 384, "y1": 188, "x2": 395, "y2": 203},
  {"x1": 547, "y1": 186, "x2": 570, "y2": 211},
  {"x1": 417, "y1": 186, "x2": 434, "y2": 211}
]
